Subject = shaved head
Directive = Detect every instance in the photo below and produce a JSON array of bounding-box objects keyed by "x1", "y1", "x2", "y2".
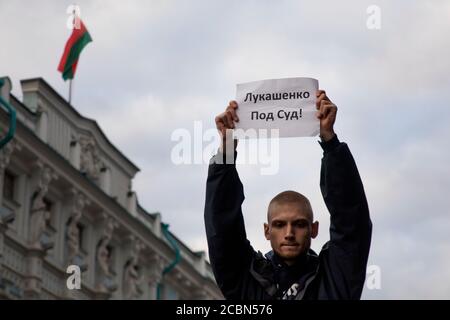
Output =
[{"x1": 267, "y1": 190, "x2": 314, "y2": 222}]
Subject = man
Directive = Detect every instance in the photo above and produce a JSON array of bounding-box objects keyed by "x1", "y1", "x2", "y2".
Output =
[{"x1": 204, "y1": 90, "x2": 372, "y2": 300}]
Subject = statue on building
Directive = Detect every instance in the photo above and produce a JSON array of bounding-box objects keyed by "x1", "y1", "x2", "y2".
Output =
[
  {"x1": 122, "y1": 240, "x2": 143, "y2": 299},
  {"x1": 29, "y1": 187, "x2": 51, "y2": 249},
  {"x1": 79, "y1": 136, "x2": 102, "y2": 181},
  {"x1": 66, "y1": 193, "x2": 85, "y2": 266},
  {"x1": 97, "y1": 219, "x2": 114, "y2": 276},
  {"x1": 0, "y1": 140, "x2": 15, "y2": 174},
  {"x1": 29, "y1": 167, "x2": 53, "y2": 251},
  {"x1": 96, "y1": 217, "x2": 117, "y2": 293}
]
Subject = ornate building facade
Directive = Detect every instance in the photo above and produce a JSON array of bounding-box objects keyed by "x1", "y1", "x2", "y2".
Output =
[{"x1": 0, "y1": 77, "x2": 222, "y2": 300}]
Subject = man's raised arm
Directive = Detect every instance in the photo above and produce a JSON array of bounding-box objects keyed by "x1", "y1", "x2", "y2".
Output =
[
  {"x1": 204, "y1": 101, "x2": 254, "y2": 299},
  {"x1": 315, "y1": 90, "x2": 372, "y2": 299}
]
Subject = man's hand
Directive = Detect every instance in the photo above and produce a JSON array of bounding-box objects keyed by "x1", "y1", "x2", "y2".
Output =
[
  {"x1": 215, "y1": 100, "x2": 239, "y2": 153},
  {"x1": 316, "y1": 90, "x2": 337, "y2": 142}
]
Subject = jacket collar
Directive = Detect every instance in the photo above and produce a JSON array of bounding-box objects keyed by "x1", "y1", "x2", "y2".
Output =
[
  {"x1": 265, "y1": 249, "x2": 317, "y2": 268},
  {"x1": 250, "y1": 249, "x2": 320, "y2": 298}
]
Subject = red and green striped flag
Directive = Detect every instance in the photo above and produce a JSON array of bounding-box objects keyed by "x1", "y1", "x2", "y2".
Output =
[{"x1": 57, "y1": 19, "x2": 92, "y2": 81}]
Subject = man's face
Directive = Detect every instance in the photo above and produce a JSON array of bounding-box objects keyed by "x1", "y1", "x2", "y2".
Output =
[{"x1": 264, "y1": 203, "x2": 318, "y2": 265}]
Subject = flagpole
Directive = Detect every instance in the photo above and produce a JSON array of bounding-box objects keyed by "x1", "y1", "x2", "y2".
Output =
[
  {"x1": 68, "y1": 8, "x2": 75, "y2": 105},
  {"x1": 69, "y1": 79, "x2": 73, "y2": 104}
]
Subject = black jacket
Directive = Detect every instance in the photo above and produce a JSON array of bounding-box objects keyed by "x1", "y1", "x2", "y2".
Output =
[{"x1": 204, "y1": 135, "x2": 372, "y2": 300}]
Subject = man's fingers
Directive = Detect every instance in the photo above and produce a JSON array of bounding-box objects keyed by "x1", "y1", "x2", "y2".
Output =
[
  {"x1": 315, "y1": 91, "x2": 338, "y2": 123},
  {"x1": 216, "y1": 108, "x2": 237, "y2": 128},
  {"x1": 227, "y1": 101, "x2": 239, "y2": 122},
  {"x1": 316, "y1": 90, "x2": 326, "y2": 97},
  {"x1": 215, "y1": 101, "x2": 239, "y2": 135},
  {"x1": 316, "y1": 90, "x2": 329, "y2": 101},
  {"x1": 221, "y1": 113, "x2": 230, "y2": 129},
  {"x1": 216, "y1": 112, "x2": 229, "y2": 129},
  {"x1": 215, "y1": 115, "x2": 223, "y2": 127},
  {"x1": 319, "y1": 101, "x2": 337, "y2": 118},
  {"x1": 225, "y1": 111, "x2": 235, "y2": 129},
  {"x1": 316, "y1": 93, "x2": 325, "y2": 109},
  {"x1": 229, "y1": 100, "x2": 238, "y2": 109},
  {"x1": 226, "y1": 106, "x2": 239, "y2": 122},
  {"x1": 316, "y1": 92, "x2": 331, "y2": 109}
]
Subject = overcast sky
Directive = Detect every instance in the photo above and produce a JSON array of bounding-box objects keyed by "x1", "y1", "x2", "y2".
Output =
[{"x1": 1, "y1": 0, "x2": 450, "y2": 299}]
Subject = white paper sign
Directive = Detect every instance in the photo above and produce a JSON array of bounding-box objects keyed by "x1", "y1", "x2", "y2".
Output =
[{"x1": 234, "y1": 77, "x2": 319, "y2": 138}]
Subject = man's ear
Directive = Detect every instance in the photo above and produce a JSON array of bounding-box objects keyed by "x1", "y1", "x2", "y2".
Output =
[
  {"x1": 311, "y1": 221, "x2": 319, "y2": 239},
  {"x1": 264, "y1": 223, "x2": 270, "y2": 240}
]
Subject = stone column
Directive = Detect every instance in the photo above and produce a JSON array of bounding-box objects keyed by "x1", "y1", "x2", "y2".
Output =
[
  {"x1": 69, "y1": 138, "x2": 81, "y2": 170},
  {"x1": 23, "y1": 248, "x2": 46, "y2": 299},
  {"x1": 94, "y1": 216, "x2": 118, "y2": 298},
  {"x1": 122, "y1": 236, "x2": 144, "y2": 299},
  {"x1": 148, "y1": 253, "x2": 165, "y2": 300},
  {"x1": 100, "y1": 167, "x2": 111, "y2": 195},
  {"x1": 36, "y1": 106, "x2": 48, "y2": 143},
  {"x1": 152, "y1": 213, "x2": 162, "y2": 238},
  {"x1": 0, "y1": 140, "x2": 17, "y2": 288}
]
